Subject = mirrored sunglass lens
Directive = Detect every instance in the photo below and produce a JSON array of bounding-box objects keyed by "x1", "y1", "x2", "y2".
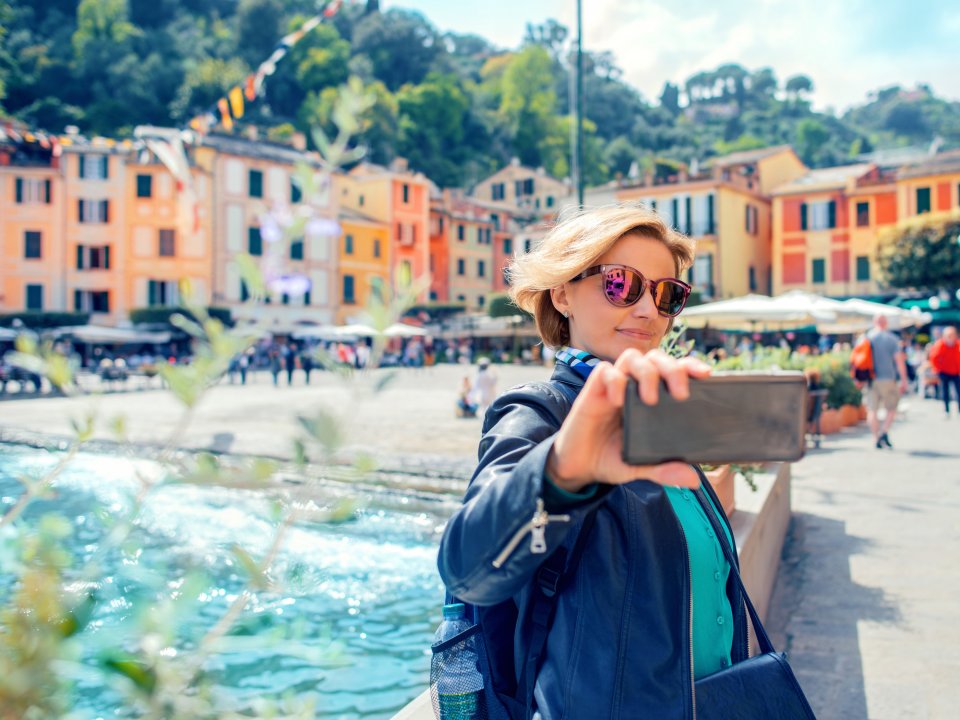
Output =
[
  {"x1": 656, "y1": 281, "x2": 688, "y2": 315},
  {"x1": 602, "y1": 268, "x2": 641, "y2": 305}
]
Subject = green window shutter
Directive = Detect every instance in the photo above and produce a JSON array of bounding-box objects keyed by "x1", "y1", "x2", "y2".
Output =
[
  {"x1": 707, "y1": 194, "x2": 715, "y2": 233},
  {"x1": 101, "y1": 156, "x2": 109, "y2": 179},
  {"x1": 78, "y1": 199, "x2": 84, "y2": 222},
  {"x1": 104, "y1": 246, "x2": 111, "y2": 269},
  {"x1": 79, "y1": 156, "x2": 85, "y2": 179},
  {"x1": 102, "y1": 200, "x2": 109, "y2": 223},
  {"x1": 827, "y1": 201, "x2": 836, "y2": 229},
  {"x1": 77, "y1": 246, "x2": 85, "y2": 270},
  {"x1": 800, "y1": 203, "x2": 808, "y2": 230},
  {"x1": 44, "y1": 179, "x2": 51, "y2": 203},
  {"x1": 15, "y1": 178, "x2": 23, "y2": 203}
]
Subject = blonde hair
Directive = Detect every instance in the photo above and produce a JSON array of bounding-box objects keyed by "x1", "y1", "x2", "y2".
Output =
[{"x1": 508, "y1": 204, "x2": 695, "y2": 348}]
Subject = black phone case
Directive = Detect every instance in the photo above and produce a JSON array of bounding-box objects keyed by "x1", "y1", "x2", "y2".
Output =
[{"x1": 622, "y1": 372, "x2": 809, "y2": 465}]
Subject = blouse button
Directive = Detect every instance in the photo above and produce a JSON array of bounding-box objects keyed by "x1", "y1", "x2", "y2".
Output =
[
  {"x1": 713, "y1": 570, "x2": 722, "y2": 581},
  {"x1": 716, "y1": 616, "x2": 725, "y2": 625}
]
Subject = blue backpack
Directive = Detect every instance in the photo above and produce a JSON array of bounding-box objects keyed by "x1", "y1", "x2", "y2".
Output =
[{"x1": 430, "y1": 381, "x2": 600, "y2": 720}]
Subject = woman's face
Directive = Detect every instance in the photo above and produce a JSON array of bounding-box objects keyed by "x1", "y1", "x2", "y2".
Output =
[{"x1": 555, "y1": 233, "x2": 677, "y2": 362}]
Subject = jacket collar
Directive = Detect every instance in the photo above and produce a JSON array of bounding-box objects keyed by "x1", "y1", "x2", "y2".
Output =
[{"x1": 550, "y1": 359, "x2": 586, "y2": 392}]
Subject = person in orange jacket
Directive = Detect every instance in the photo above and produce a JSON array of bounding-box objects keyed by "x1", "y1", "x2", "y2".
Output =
[{"x1": 929, "y1": 326, "x2": 960, "y2": 417}]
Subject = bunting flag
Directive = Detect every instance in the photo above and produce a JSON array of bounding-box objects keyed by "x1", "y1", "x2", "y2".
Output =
[
  {"x1": 217, "y1": 98, "x2": 234, "y2": 131},
  {"x1": 185, "y1": 0, "x2": 345, "y2": 134},
  {"x1": 136, "y1": 126, "x2": 202, "y2": 238},
  {"x1": 228, "y1": 86, "x2": 245, "y2": 120}
]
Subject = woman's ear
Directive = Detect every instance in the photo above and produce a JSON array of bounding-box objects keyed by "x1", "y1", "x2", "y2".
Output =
[{"x1": 550, "y1": 284, "x2": 571, "y2": 319}]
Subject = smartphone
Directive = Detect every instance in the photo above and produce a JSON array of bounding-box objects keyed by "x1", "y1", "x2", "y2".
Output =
[{"x1": 621, "y1": 372, "x2": 809, "y2": 466}]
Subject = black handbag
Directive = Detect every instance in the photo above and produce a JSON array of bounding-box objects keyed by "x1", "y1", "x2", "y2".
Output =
[{"x1": 693, "y1": 485, "x2": 818, "y2": 719}]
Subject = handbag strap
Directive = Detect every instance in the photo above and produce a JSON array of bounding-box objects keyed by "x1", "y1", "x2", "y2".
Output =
[{"x1": 692, "y1": 466, "x2": 776, "y2": 656}]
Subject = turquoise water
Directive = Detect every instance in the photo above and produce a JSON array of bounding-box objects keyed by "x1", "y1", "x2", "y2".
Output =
[{"x1": 0, "y1": 444, "x2": 454, "y2": 718}]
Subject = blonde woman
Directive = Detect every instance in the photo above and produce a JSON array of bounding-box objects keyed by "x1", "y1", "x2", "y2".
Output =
[{"x1": 437, "y1": 205, "x2": 750, "y2": 718}]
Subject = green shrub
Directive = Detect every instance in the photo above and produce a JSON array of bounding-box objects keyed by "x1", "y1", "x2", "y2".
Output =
[{"x1": 0, "y1": 312, "x2": 90, "y2": 329}]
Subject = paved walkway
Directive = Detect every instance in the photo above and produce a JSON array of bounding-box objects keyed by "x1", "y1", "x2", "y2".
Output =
[{"x1": 767, "y1": 394, "x2": 959, "y2": 720}]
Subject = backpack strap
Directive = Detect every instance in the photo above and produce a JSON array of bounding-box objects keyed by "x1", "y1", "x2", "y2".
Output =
[{"x1": 517, "y1": 503, "x2": 601, "y2": 719}]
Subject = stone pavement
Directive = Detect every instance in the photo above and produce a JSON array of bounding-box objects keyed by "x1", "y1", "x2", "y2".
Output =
[{"x1": 767, "y1": 394, "x2": 959, "y2": 720}]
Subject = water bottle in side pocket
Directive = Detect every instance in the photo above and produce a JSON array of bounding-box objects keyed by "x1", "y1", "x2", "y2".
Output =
[{"x1": 431, "y1": 603, "x2": 485, "y2": 720}]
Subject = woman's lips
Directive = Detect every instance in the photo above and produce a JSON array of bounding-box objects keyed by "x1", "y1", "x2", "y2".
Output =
[{"x1": 617, "y1": 328, "x2": 653, "y2": 339}]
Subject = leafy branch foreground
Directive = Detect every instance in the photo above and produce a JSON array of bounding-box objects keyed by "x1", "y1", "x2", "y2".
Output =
[{"x1": 0, "y1": 80, "x2": 425, "y2": 719}]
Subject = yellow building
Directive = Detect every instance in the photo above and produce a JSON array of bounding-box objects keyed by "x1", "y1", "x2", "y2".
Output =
[
  {"x1": 0, "y1": 131, "x2": 65, "y2": 315},
  {"x1": 895, "y1": 150, "x2": 960, "y2": 222},
  {"x1": 617, "y1": 146, "x2": 806, "y2": 299},
  {"x1": 336, "y1": 208, "x2": 390, "y2": 323},
  {"x1": 440, "y1": 193, "x2": 495, "y2": 311},
  {"x1": 471, "y1": 159, "x2": 570, "y2": 215}
]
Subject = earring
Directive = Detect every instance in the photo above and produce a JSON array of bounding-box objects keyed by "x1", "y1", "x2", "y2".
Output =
[{"x1": 562, "y1": 311, "x2": 569, "y2": 319}]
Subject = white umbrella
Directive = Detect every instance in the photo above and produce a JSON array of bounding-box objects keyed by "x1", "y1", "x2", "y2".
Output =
[
  {"x1": 383, "y1": 322, "x2": 428, "y2": 338},
  {"x1": 0, "y1": 327, "x2": 19, "y2": 341},
  {"x1": 817, "y1": 299, "x2": 932, "y2": 334},
  {"x1": 290, "y1": 325, "x2": 340, "y2": 340},
  {"x1": 765, "y1": 290, "x2": 845, "y2": 321},
  {"x1": 55, "y1": 325, "x2": 171, "y2": 344},
  {"x1": 680, "y1": 293, "x2": 830, "y2": 331}
]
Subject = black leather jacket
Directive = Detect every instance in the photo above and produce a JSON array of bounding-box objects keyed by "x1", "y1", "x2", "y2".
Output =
[{"x1": 438, "y1": 362, "x2": 750, "y2": 719}]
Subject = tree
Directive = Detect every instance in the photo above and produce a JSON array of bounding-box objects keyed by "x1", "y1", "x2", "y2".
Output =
[
  {"x1": 785, "y1": 74, "x2": 814, "y2": 100},
  {"x1": 659, "y1": 82, "x2": 680, "y2": 115},
  {"x1": 749, "y1": 67, "x2": 777, "y2": 97},
  {"x1": 604, "y1": 136, "x2": 638, "y2": 177},
  {"x1": 395, "y1": 73, "x2": 469, "y2": 187},
  {"x1": 878, "y1": 219, "x2": 960, "y2": 290},
  {"x1": 295, "y1": 24, "x2": 351, "y2": 92},
  {"x1": 523, "y1": 19, "x2": 568, "y2": 60},
  {"x1": 795, "y1": 118, "x2": 829, "y2": 164},
  {"x1": 236, "y1": 0, "x2": 282, "y2": 70},
  {"x1": 498, "y1": 45, "x2": 557, "y2": 167},
  {"x1": 351, "y1": 8, "x2": 444, "y2": 91},
  {"x1": 172, "y1": 58, "x2": 248, "y2": 123}
]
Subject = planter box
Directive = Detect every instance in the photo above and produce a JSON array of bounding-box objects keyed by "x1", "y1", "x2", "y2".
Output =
[
  {"x1": 839, "y1": 404, "x2": 860, "y2": 426},
  {"x1": 704, "y1": 464, "x2": 735, "y2": 517},
  {"x1": 819, "y1": 408, "x2": 843, "y2": 434}
]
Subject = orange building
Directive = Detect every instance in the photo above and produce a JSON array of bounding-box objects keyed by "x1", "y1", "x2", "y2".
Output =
[
  {"x1": 428, "y1": 193, "x2": 452, "y2": 302},
  {"x1": 337, "y1": 160, "x2": 430, "y2": 299},
  {"x1": 772, "y1": 163, "x2": 898, "y2": 297},
  {"x1": 617, "y1": 146, "x2": 806, "y2": 299},
  {"x1": 429, "y1": 191, "x2": 496, "y2": 310},
  {"x1": 336, "y1": 207, "x2": 390, "y2": 323},
  {"x1": 0, "y1": 127, "x2": 65, "y2": 315}
]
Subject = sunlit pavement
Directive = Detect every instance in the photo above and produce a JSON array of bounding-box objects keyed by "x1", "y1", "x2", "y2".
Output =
[{"x1": 768, "y1": 394, "x2": 959, "y2": 719}]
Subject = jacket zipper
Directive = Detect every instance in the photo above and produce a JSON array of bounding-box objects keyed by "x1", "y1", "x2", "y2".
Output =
[
  {"x1": 675, "y1": 517, "x2": 697, "y2": 720},
  {"x1": 491, "y1": 498, "x2": 571, "y2": 569}
]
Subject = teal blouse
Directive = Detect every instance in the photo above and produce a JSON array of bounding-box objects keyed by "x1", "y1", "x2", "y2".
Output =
[{"x1": 663, "y1": 484, "x2": 734, "y2": 679}]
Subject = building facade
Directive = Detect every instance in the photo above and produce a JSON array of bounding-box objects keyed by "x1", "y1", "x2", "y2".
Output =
[
  {"x1": 471, "y1": 160, "x2": 570, "y2": 216},
  {"x1": 336, "y1": 207, "x2": 390, "y2": 323}
]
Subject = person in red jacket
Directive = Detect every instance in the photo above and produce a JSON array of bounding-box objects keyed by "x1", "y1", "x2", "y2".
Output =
[{"x1": 929, "y1": 326, "x2": 960, "y2": 417}]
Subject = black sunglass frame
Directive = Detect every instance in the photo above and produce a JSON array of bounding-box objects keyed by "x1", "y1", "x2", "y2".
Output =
[{"x1": 572, "y1": 264, "x2": 692, "y2": 317}]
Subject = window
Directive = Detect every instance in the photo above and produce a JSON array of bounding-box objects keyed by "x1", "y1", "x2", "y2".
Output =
[
  {"x1": 478, "y1": 260, "x2": 486, "y2": 277},
  {"x1": 492, "y1": 182, "x2": 505, "y2": 201},
  {"x1": 478, "y1": 295, "x2": 485, "y2": 307},
  {"x1": 458, "y1": 224, "x2": 465, "y2": 241},
  {"x1": 345, "y1": 234, "x2": 354, "y2": 255},
  {"x1": 304, "y1": 289, "x2": 311, "y2": 306},
  {"x1": 249, "y1": 169, "x2": 263, "y2": 198},
  {"x1": 240, "y1": 280, "x2": 250, "y2": 302},
  {"x1": 491, "y1": 213, "x2": 500, "y2": 230},
  {"x1": 812, "y1": 258, "x2": 826, "y2": 284},
  {"x1": 248, "y1": 227, "x2": 262, "y2": 256},
  {"x1": 685, "y1": 196, "x2": 693, "y2": 235},
  {"x1": 856, "y1": 201, "x2": 870, "y2": 227},
  {"x1": 546, "y1": 196, "x2": 554, "y2": 208},
  {"x1": 79, "y1": 155, "x2": 109, "y2": 180},
  {"x1": 373, "y1": 239, "x2": 381, "y2": 258},
  {"x1": 148, "y1": 280, "x2": 178, "y2": 307},
  {"x1": 457, "y1": 259, "x2": 465, "y2": 276},
  {"x1": 856, "y1": 256, "x2": 871, "y2": 281},
  {"x1": 15, "y1": 178, "x2": 51, "y2": 204},
  {"x1": 916, "y1": 187, "x2": 931, "y2": 214},
  {"x1": 24, "y1": 231, "x2": 42, "y2": 259},
  {"x1": 77, "y1": 245, "x2": 110, "y2": 270},
  {"x1": 457, "y1": 294, "x2": 466, "y2": 302},
  {"x1": 158, "y1": 229, "x2": 176, "y2": 257},
  {"x1": 749, "y1": 266, "x2": 757, "y2": 292},
  {"x1": 137, "y1": 174, "x2": 152, "y2": 198},
  {"x1": 359, "y1": 194, "x2": 365, "y2": 207},
  {"x1": 524, "y1": 239, "x2": 532, "y2": 253},
  {"x1": 291, "y1": 181, "x2": 302, "y2": 204},
  {"x1": 26, "y1": 284, "x2": 43, "y2": 311},
  {"x1": 74, "y1": 290, "x2": 110, "y2": 313},
  {"x1": 343, "y1": 275, "x2": 356, "y2": 304},
  {"x1": 524, "y1": 178, "x2": 534, "y2": 195},
  {"x1": 745, "y1": 204, "x2": 759, "y2": 234},
  {"x1": 78, "y1": 199, "x2": 110, "y2": 223},
  {"x1": 291, "y1": 239, "x2": 304, "y2": 260},
  {"x1": 439, "y1": 217, "x2": 445, "y2": 233},
  {"x1": 800, "y1": 200, "x2": 836, "y2": 230},
  {"x1": 282, "y1": 293, "x2": 290, "y2": 305},
  {"x1": 707, "y1": 194, "x2": 715, "y2": 234},
  {"x1": 503, "y1": 238, "x2": 513, "y2": 255},
  {"x1": 402, "y1": 183, "x2": 410, "y2": 203}
]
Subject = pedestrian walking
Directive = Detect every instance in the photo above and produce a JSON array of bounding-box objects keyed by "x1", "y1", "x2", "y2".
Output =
[
  {"x1": 284, "y1": 343, "x2": 297, "y2": 386},
  {"x1": 864, "y1": 314, "x2": 909, "y2": 448},
  {"x1": 929, "y1": 326, "x2": 960, "y2": 417},
  {"x1": 269, "y1": 350, "x2": 281, "y2": 387},
  {"x1": 301, "y1": 348, "x2": 314, "y2": 385}
]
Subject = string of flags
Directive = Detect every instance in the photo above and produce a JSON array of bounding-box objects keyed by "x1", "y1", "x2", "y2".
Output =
[{"x1": 188, "y1": 0, "x2": 344, "y2": 135}]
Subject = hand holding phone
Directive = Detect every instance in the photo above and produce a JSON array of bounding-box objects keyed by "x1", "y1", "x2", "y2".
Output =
[{"x1": 621, "y1": 372, "x2": 808, "y2": 466}]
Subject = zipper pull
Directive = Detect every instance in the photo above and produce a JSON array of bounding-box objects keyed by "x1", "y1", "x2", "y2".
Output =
[{"x1": 530, "y1": 498, "x2": 548, "y2": 554}]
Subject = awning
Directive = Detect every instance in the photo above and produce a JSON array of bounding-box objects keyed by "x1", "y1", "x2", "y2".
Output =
[{"x1": 54, "y1": 325, "x2": 172, "y2": 344}]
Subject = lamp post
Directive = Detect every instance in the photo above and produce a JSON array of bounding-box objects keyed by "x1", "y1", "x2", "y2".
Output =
[{"x1": 576, "y1": 0, "x2": 584, "y2": 208}]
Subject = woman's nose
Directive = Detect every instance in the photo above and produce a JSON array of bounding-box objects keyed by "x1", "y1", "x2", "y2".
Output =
[{"x1": 631, "y1": 283, "x2": 659, "y2": 317}]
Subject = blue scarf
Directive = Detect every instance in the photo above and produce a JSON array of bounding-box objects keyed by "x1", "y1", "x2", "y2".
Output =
[{"x1": 555, "y1": 346, "x2": 602, "y2": 381}]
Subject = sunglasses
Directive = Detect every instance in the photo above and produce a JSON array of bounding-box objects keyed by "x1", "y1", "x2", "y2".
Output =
[{"x1": 571, "y1": 264, "x2": 692, "y2": 317}]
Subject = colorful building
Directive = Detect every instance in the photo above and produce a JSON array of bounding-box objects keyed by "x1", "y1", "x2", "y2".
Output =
[
  {"x1": 617, "y1": 145, "x2": 806, "y2": 299},
  {"x1": 772, "y1": 163, "x2": 898, "y2": 297},
  {"x1": 194, "y1": 133, "x2": 337, "y2": 331},
  {"x1": 0, "y1": 126, "x2": 65, "y2": 316},
  {"x1": 336, "y1": 207, "x2": 390, "y2": 323},
  {"x1": 429, "y1": 191, "x2": 496, "y2": 310},
  {"x1": 895, "y1": 150, "x2": 960, "y2": 221},
  {"x1": 428, "y1": 191, "x2": 452, "y2": 302},
  {"x1": 337, "y1": 160, "x2": 430, "y2": 300},
  {"x1": 471, "y1": 160, "x2": 570, "y2": 216}
]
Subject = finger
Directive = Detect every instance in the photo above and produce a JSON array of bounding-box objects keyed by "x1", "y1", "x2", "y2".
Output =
[
  {"x1": 577, "y1": 361, "x2": 624, "y2": 411},
  {"x1": 618, "y1": 461, "x2": 700, "y2": 488},
  {"x1": 600, "y1": 363, "x2": 629, "y2": 408},
  {"x1": 645, "y1": 352, "x2": 691, "y2": 401},
  {"x1": 679, "y1": 356, "x2": 713, "y2": 378},
  {"x1": 633, "y1": 356, "x2": 660, "y2": 405}
]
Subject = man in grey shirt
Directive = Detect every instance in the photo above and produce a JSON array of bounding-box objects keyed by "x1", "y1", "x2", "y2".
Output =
[{"x1": 866, "y1": 314, "x2": 909, "y2": 448}]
